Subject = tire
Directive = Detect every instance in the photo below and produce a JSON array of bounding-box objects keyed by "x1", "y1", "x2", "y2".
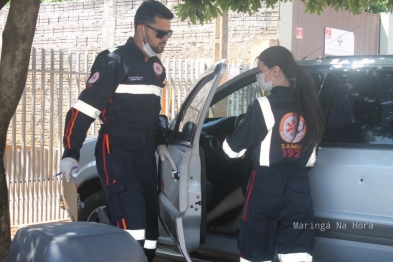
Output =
[{"x1": 78, "y1": 190, "x2": 108, "y2": 223}]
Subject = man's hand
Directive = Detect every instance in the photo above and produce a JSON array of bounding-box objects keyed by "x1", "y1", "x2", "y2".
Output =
[
  {"x1": 157, "y1": 145, "x2": 176, "y2": 171},
  {"x1": 59, "y1": 157, "x2": 79, "y2": 182}
]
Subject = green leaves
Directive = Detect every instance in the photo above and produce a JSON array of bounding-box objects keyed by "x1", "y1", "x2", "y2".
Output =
[{"x1": 175, "y1": 0, "x2": 393, "y2": 24}]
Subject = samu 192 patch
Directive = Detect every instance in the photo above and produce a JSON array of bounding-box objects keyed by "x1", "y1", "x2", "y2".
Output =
[
  {"x1": 279, "y1": 112, "x2": 306, "y2": 143},
  {"x1": 88, "y1": 72, "x2": 100, "y2": 83}
]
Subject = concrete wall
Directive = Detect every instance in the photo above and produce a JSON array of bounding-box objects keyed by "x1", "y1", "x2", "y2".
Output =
[
  {"x1": 380, "y1": 13, "x2": 393, "y2": 55},
  {"x1": 0, "y1": 0, "x2": 280, "y2": 65},
  {"x1": 280, "y1": 0, "x2": 380, "y2": 60}
]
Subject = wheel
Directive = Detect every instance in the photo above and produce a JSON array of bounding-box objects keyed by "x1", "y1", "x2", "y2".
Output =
[{"x1": 78, "y1": 190, "x2": 108, "y2": 223}]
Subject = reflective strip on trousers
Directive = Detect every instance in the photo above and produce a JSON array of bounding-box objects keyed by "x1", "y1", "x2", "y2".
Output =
[
  {"x1": 125, "y1": 229, "x2": 145, "y2": 240},
  {"x1": 278, "y1": 252, "x2": 313, "y2": 262},
  {"x1": 144, "y1": 240, "x2": 157, "y2": 249},
  {"x1": 240, "y1": 257, "x2": 271, "y2": 262}
]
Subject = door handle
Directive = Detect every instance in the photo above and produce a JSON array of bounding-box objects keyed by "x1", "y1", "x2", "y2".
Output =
[{"x1": 171, "y1": 170, "x2": 180, "y2": 180}]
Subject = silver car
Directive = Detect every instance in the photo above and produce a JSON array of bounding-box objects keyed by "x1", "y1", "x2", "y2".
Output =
[{"x1": 61, "y1": 56, "x2": 393, "y2": 261}]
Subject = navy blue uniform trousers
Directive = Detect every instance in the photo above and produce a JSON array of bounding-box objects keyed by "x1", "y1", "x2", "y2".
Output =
[
  {"x1": 238, "y1": 166, "x2": 315, "y2": 261},
  {"x1": 95, "y1": 134, "x2": 159, "y2": 262}
]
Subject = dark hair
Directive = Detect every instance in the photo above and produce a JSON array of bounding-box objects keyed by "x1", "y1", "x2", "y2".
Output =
[
  {"x1": 258, "y1": 46, "x2": 325, "y2": 149},
  {"x1": 134, "y1": 0, "x2": 174, "y2": 32}
]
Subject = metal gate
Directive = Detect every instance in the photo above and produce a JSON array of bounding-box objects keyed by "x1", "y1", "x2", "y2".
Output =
[{"x1": 6, "y1": 47, "x2": 207, "y2": 226}]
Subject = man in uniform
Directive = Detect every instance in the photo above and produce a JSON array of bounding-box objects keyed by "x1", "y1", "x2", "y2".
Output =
[{"x1": 59, "y1": 1, "x2": 175, "y2": 261}]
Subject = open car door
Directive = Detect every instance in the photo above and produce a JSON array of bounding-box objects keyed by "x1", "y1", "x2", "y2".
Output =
[{"x1": 159, "y1": 60, "x2": 227, "y2": 261}]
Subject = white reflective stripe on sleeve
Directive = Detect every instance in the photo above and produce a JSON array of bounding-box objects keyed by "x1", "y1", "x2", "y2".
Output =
[
  {"x1": 72, "y1": 100, "x2": 101, "y2": 119},
  {"x1": 257, "y1": 97, "x2": 275, "y2": 167},
  {"x1": 125, "y1": 229, "x2": 145, "y2": 240},
  {"x1": 223, "y1": 139, "x2": 247, "y2": 158},
  {"x1": 116, "y1": 84, "x2": 162, "y2": 97},
  {"x1": 278, "y1": 252, "x2": 312, "y2": 262},
  {"x1": 143, "y1": 240, "x2": 157, "y2": 249},
  {"x1": 306, "y1": 146, "x2": 317, "y2": 167}
]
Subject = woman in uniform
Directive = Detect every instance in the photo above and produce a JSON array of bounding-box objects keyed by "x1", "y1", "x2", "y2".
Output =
[{"x1": 223, "y1": 46, "x2": 325, "y2": 262}]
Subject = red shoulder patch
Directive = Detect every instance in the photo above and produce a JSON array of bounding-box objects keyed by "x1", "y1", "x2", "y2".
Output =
[
  {"x1": 88, "y1": 72, "x2": 100, "y2": 83},
  {"x1": 153, "y1": 62, "x2": 163, "y2": 76}
]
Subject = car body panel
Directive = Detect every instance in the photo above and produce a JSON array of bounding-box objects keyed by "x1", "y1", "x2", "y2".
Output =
[{"x1": 310, "y1": 147, "x2": 393, "y2": 218}]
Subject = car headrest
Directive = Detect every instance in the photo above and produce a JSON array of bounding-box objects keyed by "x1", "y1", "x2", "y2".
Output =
[{"x1": 353, "y1": 93, "x2": 382, "y2": 125}]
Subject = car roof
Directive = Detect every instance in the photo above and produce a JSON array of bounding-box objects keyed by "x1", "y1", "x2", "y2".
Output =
[{"x1": 297, "y1": 55, "x2": 393, "y2": 68}]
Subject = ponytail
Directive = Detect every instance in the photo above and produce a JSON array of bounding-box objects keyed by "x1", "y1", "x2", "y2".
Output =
[{"x1": 294, "y1": 66, "x2": 325, "y2": 150}]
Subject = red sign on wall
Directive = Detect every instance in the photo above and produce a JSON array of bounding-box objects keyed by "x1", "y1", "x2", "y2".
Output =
[
  {"x1": 296, "y1": 27, "x2": 303, "y2": 40},
  {"x1": 325, "y1": 27, "x2": 332, "y2": 39}
]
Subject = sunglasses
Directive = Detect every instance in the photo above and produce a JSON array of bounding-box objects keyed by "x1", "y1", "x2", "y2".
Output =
[{"x1": 145, "y1": 24, "x2": 173, "y2": 39}]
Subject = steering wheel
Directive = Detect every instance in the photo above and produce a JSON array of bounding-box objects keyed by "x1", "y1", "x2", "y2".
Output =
[{"x1": 234, "y1": 113, "x2": 246, "y2": 129}]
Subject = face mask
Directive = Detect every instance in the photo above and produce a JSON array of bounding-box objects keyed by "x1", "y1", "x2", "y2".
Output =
[
  {"x1": 257, "y1": 68, "x2": 275, "y2": 92},
  {"x1": 141, "y1": 27, "x2": 157, "y2": 57}
]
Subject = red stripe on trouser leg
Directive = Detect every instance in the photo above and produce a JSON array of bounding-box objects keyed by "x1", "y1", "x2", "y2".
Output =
[
  {"x1": 122, "y1": 218, "x2": 127, "y2": 229},
  {"x1": 243, "y1": 170, "x2": 256, "y2": 222},
  {"x1": 102, "y1": 134, "x2": 110, "y2": 185}
]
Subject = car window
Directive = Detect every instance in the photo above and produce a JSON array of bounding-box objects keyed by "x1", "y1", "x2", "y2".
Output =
[
  {"x1": 322, "y1": 68, "x2": 393, "y2": 145},
  {"x1": 175, "y1": 64, "x2": 222, "y2": 143},
  {"x1": 307, "y1": 68, "x2": 326, "y2": 94},
  {"x1": 208, "y1": 67, "x2": 325, "y2": 119},
  {"x1": 209, "y1": 82, "x2": 263, "y2": 118}
]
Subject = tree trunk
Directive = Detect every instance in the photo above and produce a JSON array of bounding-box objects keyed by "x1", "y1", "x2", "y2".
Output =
[{"x1": 0, "y1": 0, "x2": 40, "y2": 260}]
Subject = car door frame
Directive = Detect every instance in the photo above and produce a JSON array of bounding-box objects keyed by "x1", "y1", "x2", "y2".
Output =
[{"x1": 158, "y1": 60, "x2": 227, "y2": 261}]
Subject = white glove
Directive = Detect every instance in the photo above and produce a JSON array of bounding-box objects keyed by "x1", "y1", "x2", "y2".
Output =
[
  {"x1": 157, "y1": 145, "x2": 176, "y2": 171},
  {"x1": 59, "y1": 157, "x2": 79, "y2": 183}
]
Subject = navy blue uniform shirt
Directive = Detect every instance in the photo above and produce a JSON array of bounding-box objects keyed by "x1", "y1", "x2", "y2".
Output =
[
  {"x1": 223, "y1": 86, "x2": 317, "y2": 170},
  {"x1": 63, "y1": 37, "x2": 166, "y2": 160}
]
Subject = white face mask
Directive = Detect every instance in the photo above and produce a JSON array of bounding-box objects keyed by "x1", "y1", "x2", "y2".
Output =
[
  {"x1": 257, "y1": 68, "x2": 275, "y2": 92},
  {"x1": 141, "y1": 27, "x2": 157, "y2": 57}
]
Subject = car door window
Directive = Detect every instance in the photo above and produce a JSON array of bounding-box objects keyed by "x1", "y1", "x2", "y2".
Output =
[
  {"x1": 175, "y1": 65, "x2": 221, "y2": 144},
  {"x1": 322, "y1": 68, "x2": 393, "y2": 145},
  {"x1": 209, "y1": 82, "x2": 262, "y2": 118}
]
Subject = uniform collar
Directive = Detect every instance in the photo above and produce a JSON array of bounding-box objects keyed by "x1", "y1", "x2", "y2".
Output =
[
  {"x1": 126, "y1": 37, "x2": 160, "y2": 64},
  {"x1": 271, "y1": 85, "x2": 294, "y2": 94},
  {"x1": 126, "y1": 37, "x2": 145, "y2": 60},
  {"x1": 270, "y1": 86, "x2": 298, "y2": 101}
]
